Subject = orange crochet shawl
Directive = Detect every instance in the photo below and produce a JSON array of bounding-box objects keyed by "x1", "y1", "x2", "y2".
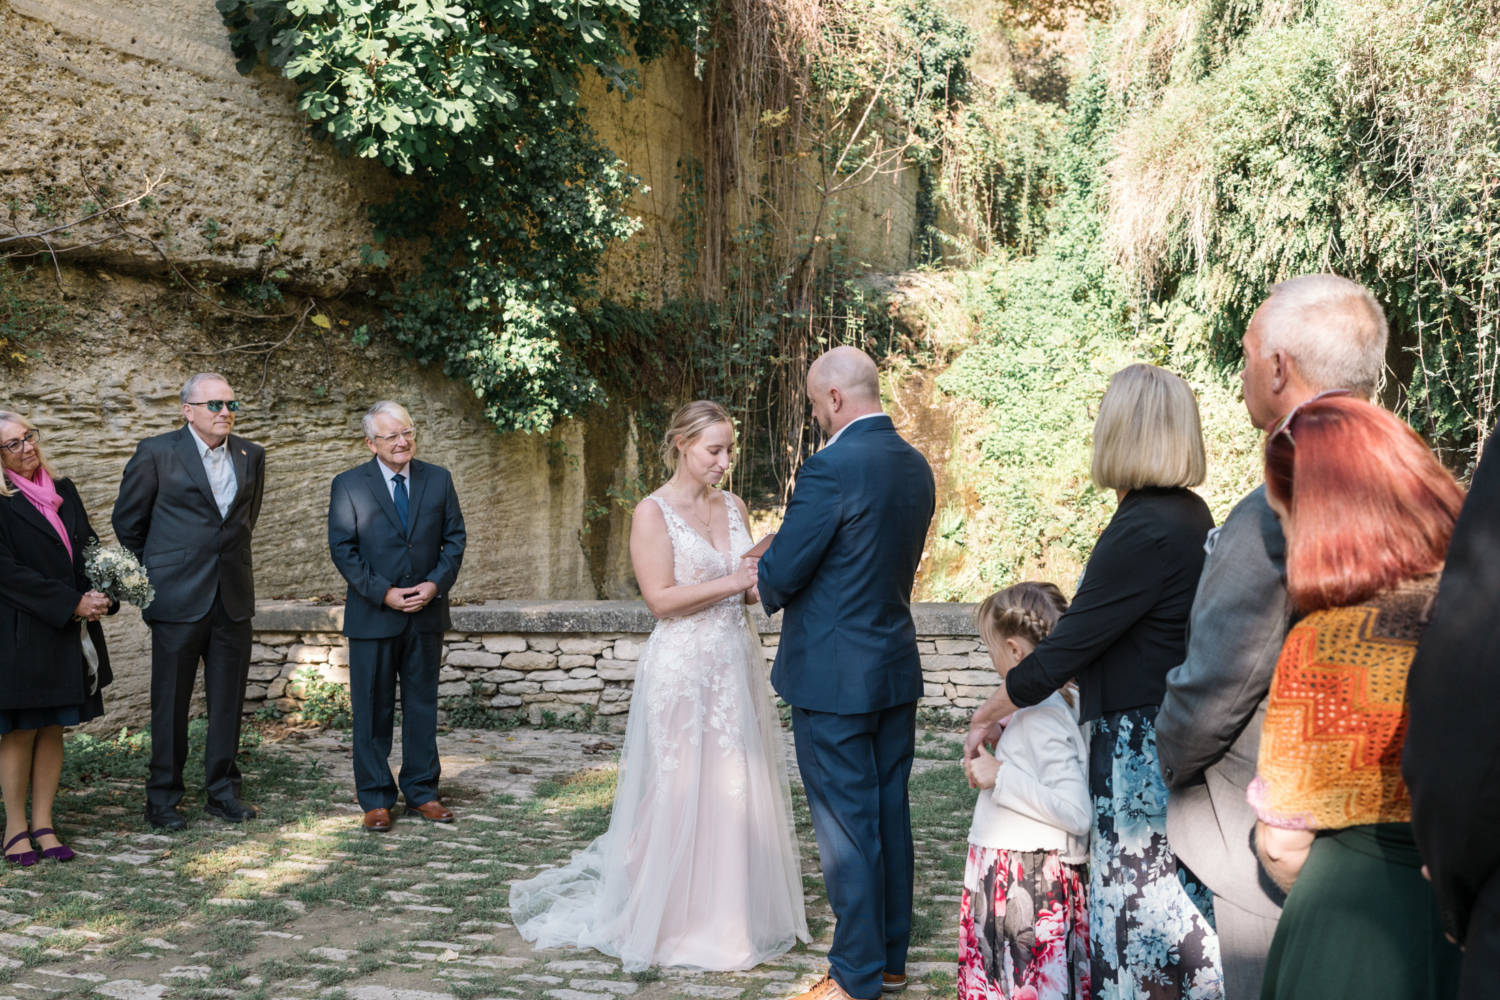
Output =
[{"x1": 1248, "y1": 576, "x2": 1439, "y2": 832}]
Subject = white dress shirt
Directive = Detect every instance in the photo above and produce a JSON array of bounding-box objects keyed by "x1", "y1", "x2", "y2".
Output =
[
  {"x1": 190, "y1": 426, "x2": 238, "y2": 519},
  {"x1": 378, "y1": 459, "x2": 411, "y2": 501},
  {"x1": 823, "y1": 411, "x2": 886, "y2": 448}
]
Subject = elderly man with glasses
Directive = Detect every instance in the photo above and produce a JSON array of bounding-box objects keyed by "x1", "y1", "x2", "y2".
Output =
[
  {"x1": 113, "y1": 372, "x2": 266, "y2": 830},
  {"x1": 327, "y1": 401, "x2": 467, "y2": 833}
]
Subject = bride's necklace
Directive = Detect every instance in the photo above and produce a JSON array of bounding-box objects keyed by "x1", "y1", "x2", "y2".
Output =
[{"x1": 670, "y1": 480, "x2": 714, "y2": 530}]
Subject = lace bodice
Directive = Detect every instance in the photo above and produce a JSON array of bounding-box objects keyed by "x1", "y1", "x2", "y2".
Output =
[{"x1": 650, "y1": 490, "x2": 754, "y2": 618}]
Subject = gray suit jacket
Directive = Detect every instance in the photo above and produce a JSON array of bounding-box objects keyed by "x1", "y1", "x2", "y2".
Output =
[
  {"x1": 1155, "y1": 485, "x2": 1289, "y2": 918},
  {"x1": 112, "y1": 425, "x2": 265, "y2": 624}
]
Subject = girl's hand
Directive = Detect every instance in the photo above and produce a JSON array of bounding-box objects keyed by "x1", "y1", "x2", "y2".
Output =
[
  {"x1": 744, "y1": 585, "x2": 761, "y2": 606},
  {"x1": 964, "y1": 746, "x2": 1001, "y2": 790}
]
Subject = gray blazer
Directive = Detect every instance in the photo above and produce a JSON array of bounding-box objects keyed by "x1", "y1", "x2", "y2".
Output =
[
  {"x1": 1155, "y1": 485, "x2": 1289, "y2": 918},
  {"x1": 112, "y1": 425, "x2": 265, "y2": 625}
]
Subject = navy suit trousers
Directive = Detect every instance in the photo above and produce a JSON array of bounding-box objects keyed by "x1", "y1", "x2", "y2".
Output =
[
  {"x1": 348, "y1": 619, "x2": 441, "y2": 811},
  {"x1": 793, "y1": 702, "x2": 917, "y2": 999}
]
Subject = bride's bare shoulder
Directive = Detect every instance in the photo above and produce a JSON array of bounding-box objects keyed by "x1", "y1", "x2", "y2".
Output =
[
  {"x1": 633, "y1": 494, "x2": 667, "y2": 524},
  {"x1": 723, "y1": 490, "x2": 751, "y2": 521}
]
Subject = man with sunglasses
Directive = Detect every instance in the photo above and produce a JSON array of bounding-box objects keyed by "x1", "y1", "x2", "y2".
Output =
[
  {"x1": 1153, "y1": 275, "x2": 1389, "y2": 997},
  {"x1": 114, "y1": 372, "x2": 266, "y2": 830}
]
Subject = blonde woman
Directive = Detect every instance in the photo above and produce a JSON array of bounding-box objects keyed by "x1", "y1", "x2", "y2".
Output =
[
  {"x1": 963, "y1": 364, "x2": 1224, "y2": 999},
  {"x1": 0, "y1": 412, "x2": 115, "y2": 866},
  {"x1": 510, "y1": 400, "x2": 807, "y2": 971}
]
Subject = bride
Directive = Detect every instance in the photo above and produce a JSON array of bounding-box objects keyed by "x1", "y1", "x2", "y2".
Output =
[{"x1": 510, "y1": 400, "x2": 808, "y2": 970}]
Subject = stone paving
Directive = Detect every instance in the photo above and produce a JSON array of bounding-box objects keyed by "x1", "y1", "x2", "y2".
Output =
[{"x1": 0, "y1": 726, "x2": 972, "y2": 1000}]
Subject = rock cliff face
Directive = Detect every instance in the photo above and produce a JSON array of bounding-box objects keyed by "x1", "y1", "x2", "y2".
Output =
[{"x1": 0, "y1": 0, "x2": 924, "y2": 734}]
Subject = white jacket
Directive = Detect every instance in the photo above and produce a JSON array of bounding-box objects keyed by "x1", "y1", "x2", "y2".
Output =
[{"x1": 967, "y1": 689, "x2": 1092, "y2": 864}]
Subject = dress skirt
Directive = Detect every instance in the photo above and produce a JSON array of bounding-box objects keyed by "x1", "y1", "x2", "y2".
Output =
[
  {"x1": 959, "y1": 844, "x2": 1090, "y2": 1000},
  {"x1": 1261, "y1": 823, "x2": 1461, "y2": 1000},
  {"x1": 0, "y1": 691, "x2": 104, "y2": 736},
  {"x1": 1089, "y1": 706, "x2": 1223, "y2": 999}
]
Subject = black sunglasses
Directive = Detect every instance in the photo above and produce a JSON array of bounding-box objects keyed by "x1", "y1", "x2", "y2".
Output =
[{"x1": 186, "y1": 400, "x2": 240, "y2": 413}]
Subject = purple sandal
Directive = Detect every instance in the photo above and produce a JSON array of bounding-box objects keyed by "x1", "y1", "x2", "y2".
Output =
[
  {"x1": 29, "y1": 829, "x2": 73, "y2": 862},
  {"x1": 4, "y1": 831, "x2": 36, "y2": 867}
]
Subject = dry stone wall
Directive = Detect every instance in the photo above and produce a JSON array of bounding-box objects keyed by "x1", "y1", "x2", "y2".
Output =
[{"x1": 242, "y1": 600, "x2": 989, "y2": 726}]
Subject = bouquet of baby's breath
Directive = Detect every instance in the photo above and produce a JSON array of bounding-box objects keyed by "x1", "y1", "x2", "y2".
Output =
[{"x1": 83, "y1": 541, "x2": 154, "y2": 610}]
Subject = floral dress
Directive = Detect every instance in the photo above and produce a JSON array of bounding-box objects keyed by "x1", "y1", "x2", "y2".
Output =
[
  {"x1": 960, "y1": 846, "x2": 1090, "y2": 1000},
  {"x1": 1090, "y1": 707, "x2": 1223, "y2": 1000}
]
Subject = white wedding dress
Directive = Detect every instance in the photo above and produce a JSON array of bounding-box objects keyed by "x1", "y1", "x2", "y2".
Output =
[{"x1": 510, "y1": 490, "x2": 808, "y2": 971}]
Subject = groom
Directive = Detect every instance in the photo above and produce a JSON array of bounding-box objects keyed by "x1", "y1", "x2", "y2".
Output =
[{"x1": 759, "y1": 347, "x2": 936, "y2": 1000}]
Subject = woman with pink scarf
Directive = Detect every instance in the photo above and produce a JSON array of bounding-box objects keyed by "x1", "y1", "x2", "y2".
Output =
[{"x1": 0, "y1": 411, "x2": 115, "y2": 866}]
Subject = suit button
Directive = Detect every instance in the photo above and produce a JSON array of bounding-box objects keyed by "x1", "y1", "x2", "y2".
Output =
[
  {"x1": 408, "y1": 544, "x2": 413, "y2": 549},
  {"x1": 1164, "y1": 767, "x2": 1175, "y2": 782}
]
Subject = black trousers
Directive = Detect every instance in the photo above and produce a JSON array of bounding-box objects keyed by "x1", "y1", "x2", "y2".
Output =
[
  {"x1": 146, "y1": 591, "x2": 253, "y2": 807},
  {"x1": 791, "y1": 701, "x2": 917, "y2": 1000},
  {"x1": 348, "y1": 620, "x2": 441, "y2": 812},
  {"x1": 1461, "y1": 869, "x2": 1500, "y2": 999}
]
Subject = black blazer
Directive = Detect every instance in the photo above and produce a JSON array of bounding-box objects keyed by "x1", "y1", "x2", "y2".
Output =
[
  {"x1": 111, "y1": 425, "x2": 265, "y2": 624},
  {"x1": 327, "y1": 457, "x2": 467, "y2": 640},
  {"x1": 1006, "y1": 487, "x2": 1214, "y2": 722},
  {"x1": 760, "y1": 415, "x2": 936, "y2": 714},
  {"x1": 1403, "y1": 427, "x2": 1500, "y2": 946},
  {"x1": 0, "y1": 477, "x2": 115, "y2": 711}
]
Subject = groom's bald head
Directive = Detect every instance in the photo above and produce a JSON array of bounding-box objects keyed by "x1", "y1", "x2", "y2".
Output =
[{"x1": 807, "y1": 346, "x2": 883, "y2": 437}]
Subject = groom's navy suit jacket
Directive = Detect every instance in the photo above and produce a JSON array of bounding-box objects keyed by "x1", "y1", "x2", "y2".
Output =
[{"x1": 761, "y1": 414, "x2": 935, "y2": 714}]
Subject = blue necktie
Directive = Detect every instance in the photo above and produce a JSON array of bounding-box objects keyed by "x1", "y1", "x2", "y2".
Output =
[{"x1": 392, "y1": 473, "x2": 409, "y2": 535}]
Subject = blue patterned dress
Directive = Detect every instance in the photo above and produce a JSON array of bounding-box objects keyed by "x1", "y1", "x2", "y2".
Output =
[{"x1": 1089, "y1": 707, "x2": 1223, "y2": 1000}]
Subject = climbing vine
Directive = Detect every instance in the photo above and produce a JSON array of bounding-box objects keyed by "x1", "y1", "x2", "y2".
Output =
[{"x1": 218, "y1": 0, "x2": 707, "y2": 433}]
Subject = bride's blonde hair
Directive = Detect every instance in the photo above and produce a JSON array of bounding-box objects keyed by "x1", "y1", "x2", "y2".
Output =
[{"x1": 662, "y1": 400, "x2": 733, "y2": 472}]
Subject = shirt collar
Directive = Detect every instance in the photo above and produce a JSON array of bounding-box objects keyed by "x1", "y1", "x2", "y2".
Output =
[
  {"x1": 824, "y1": 411, "x2": 886, "y2": 448},
  {"x1": 378, "y1": 458, "x2": 410, "y2": 483},
  {"x1": 189, "y1": 425, "x2": 227, "y2": 457}
]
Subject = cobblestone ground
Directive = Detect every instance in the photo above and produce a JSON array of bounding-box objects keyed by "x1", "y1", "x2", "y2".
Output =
[{"x1": 0, "y1": 724, "x2": 974, "y2": 1000}]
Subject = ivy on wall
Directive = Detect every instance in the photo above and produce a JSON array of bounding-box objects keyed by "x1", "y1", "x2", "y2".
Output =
[{"x1": 218, "y1": 0, "x2": 706, "y2": 433}]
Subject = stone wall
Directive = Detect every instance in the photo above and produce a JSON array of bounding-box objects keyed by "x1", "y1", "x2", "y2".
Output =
[{"x1": 239, "y1": 600, "x2": 988, "y2": 726}]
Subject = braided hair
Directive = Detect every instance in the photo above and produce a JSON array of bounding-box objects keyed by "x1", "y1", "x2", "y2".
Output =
[{"x1": 975, "y1": 581, "x2": 1072, "y2": 706}]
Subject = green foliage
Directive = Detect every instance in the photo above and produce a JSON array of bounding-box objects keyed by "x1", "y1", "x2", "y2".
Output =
[
  {"x1": 442, "y1": 683, "x2": 523, "y2": 730},
  {"x1": 0, "y1": 263, "x2": 62, "y2": 365},
  {"x1": 295, "y1": 666, "x2": 353, "y2": 730},
  {"x1": 219, "y1": 0, "x2": 706, "y2": 434},
  {"x1": 58, "y1": 728, "x2": 154, "y2": 788}
]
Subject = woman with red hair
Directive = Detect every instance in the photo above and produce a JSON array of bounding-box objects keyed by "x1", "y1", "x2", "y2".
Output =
[{"x1": 1248, "y1": 394, "x2": 1466, "y2": 999}]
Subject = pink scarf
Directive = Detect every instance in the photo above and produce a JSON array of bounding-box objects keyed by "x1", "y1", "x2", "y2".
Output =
[{"x1": 5, "y1": 465, "x2": 73, "y2": 561}]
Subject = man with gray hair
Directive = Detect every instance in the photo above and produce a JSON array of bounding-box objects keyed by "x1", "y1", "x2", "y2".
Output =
[
  {"x1": 1154, "y1": 274, "x2": 1389, "y2": 996},
  {"x1": 327, "y1": 401, "x2": 467, "y2": 833},
  {"x1": 114, "y1": 372, "x2": 266, "y2": 830}
]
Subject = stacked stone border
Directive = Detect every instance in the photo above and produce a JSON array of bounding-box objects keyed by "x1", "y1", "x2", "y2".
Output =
[{"x1": 247, "y1": 600, "x2": 989, "y2": 725}]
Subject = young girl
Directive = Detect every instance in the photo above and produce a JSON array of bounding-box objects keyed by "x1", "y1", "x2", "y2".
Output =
[{"x1": 960, "y1": 582, "x2": 1091, "y2": 1000}]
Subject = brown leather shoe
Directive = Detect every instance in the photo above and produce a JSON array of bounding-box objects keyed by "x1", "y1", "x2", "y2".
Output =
[
  {"x1": 363, "y1": 808, "x2": 391, "y2": 833},
  {"x1": 881, "y1": 974, "x2": 907, "y2": 994},
  {"x1": 788, "y1": 975, "x2": 858, "y2": 1000},
  {"x1": 406, "y1": 800, "x2": 454, "y2": 823}
]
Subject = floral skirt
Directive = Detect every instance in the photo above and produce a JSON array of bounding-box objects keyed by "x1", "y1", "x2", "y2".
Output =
[
  {"x1": 959, "y1": 844, "x2": 1089, "y2": 1000},
  {"x1": 1089, "y1": 707, "x2": 1223, "y2": 1000}
]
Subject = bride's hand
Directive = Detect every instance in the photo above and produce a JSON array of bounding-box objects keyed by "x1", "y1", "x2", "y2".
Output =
[{"x1": 731, "y1": 557, "x2": 758, "y2": 594}]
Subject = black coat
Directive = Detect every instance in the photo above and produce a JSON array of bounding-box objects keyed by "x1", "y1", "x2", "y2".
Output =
[
  {"x1": 111, "y1": 425, "x2": 265, "y2": 624},
  {"x1": 1005, "y1": 486, "x2": 1215, "y2": 721},
  {"x1": 1404, "y1": 427, "x2": 1500, "y2": 946},
  {"x1": 327, "y1": 457, "x2": 467, "y2": 640},
  {"x1": 0, "y1": 476, "x2": 115, "y2": 711}
]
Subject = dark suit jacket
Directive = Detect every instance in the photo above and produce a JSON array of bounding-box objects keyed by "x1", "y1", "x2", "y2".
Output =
[
  {"x1": 1005, "y1": 487, "x2": 1214, "y2": 722},
  {"x1": 328, "y1": 457, "x2": 467, "y2": 640},
  {"x1": 1156, "y1": 484, "x2": 1290, "y2": 917},
  {"x1": 760, "y1": 415, "x2": 935, "y2": 715},
  {"x1": 112, "y1": 425, "x2": 265, "y2": 624},
  {"x1": 1404, "y1": 428, "x2": 1500, "y2": 945},
  {"x1": 0, "y1": 477, "x2": 115, "y2": 710}
]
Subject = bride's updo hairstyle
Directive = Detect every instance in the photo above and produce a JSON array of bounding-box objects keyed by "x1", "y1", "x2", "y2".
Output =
[{"x1": 662, "y1": 400, "x2": 733, "y2": 472}]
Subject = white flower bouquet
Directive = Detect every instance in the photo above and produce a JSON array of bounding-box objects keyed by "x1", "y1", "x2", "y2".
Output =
[{"x1": 83, "y1": 541, "x2": 155, "y2": 610}]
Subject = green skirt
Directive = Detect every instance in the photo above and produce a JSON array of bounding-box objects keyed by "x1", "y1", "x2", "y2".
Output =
[{"x1": 1262, "y1": 823, "x2": 1461, "y2": 1000}]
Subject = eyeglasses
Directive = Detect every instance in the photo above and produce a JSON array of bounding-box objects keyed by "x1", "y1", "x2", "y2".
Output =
[
  {"x1": 186, "y1": 400, "x2": 240, "y2": 413},
  {"x1": 1270, "y1": 389, "x2": 1352, "y2": 446},
  {"x1": 0, "y1": 430, "x2": 38, "y2": 454},
  {"x1": 371, "y1": 428, "x2": 417, "y2": 445}
]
